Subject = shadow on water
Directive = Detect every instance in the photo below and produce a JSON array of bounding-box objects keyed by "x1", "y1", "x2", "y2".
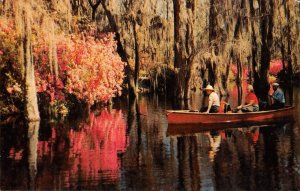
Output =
[{"x1": 1, "y1": 86, "x2": 300, "y2": 190}]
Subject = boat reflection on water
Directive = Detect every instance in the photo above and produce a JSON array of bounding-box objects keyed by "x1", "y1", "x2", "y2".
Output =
[
  {"x1": 167, "y1": 120, "x2": 296, "y2": 190},
  {"x1": 167, "y1": 121, "x2": 286, "y2": 163},
  {"x1": 166, "y1": 119, "x2": 294, "y2": 136}
]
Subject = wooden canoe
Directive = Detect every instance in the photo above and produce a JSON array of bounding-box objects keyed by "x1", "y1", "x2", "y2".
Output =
[{"x1": 166, "y1": 106, "x2": 294, "y2": 125}]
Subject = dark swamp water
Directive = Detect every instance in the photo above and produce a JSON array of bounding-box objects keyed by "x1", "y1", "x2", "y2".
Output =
[{"x1": 1, "y1": 86, "x2": 300, "y2": 191}]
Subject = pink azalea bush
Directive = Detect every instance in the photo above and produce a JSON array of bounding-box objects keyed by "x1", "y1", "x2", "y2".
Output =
[
  {"x1": 1, "y1": 16, "x2": 125, "y2": 114},
  {"x1": 33, "y1": 36, "x2": 66, "y2": 105},
  {"x1": 64, "y1": 33, "x2": 125, "y2": 105},
  {"x1": 269, "y1": 59, "x2": 285, "y2": 75},
  {"x1": 34, "y1": 32, "x2": 125, "y2": 106},
  {"x1": 231, "y1": 60, "x2": 286, "y2": 77}
]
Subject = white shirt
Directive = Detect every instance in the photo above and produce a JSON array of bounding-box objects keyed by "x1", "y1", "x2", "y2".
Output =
[{"x1": 209, "y1": 92, "x2": 220, "y2": 106}]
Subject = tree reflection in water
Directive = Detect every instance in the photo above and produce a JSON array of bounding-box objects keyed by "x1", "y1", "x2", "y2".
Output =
[
  {"x1": 36, "y1": 109, "x2": 128, "y2": 189},
  {"x1": 168, "y1": 121, "x2": 299, "y2": 191},
  {"x1": 28, "y1": 121, "x2": 40, "y2": 190}
]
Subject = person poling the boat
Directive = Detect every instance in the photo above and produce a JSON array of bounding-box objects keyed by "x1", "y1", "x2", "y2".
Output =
[
  {"x1": 237, "y1": 84, "x2": 259, "y2": 112},
  {"x1": 202, "y1": 85, "x2": 220, "y2": 113},
  {"x1": 269, "y1": 83, "x2": 285, "y2": 109}
]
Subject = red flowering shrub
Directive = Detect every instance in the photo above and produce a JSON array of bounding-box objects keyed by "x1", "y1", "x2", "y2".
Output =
[
  {"x1": 231, "y1": 60, "x2": 285, "y2": 77},
  {"x1": 269, "y1": 59, "x2": 285, "y2": 75},
  {"x1": 33, "y1": 36, "x2": 67, "y2": 105},
  {"x1": 64, "y1": 33, "x2": 125, "y2": 105},
  {"x1": 1, "y1": 15, "x2": 125, "y2": 116},
  {"x1": 34, "y1": 32, "x2": 125, "y2": 106}
]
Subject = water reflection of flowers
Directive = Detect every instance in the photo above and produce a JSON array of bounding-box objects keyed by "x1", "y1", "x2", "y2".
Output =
[
  {"x1": 37, "y1": 109, "x2": 129, "y2": 185},
  {"x1": 69, "y1": 109, "x2": 129, "y2": 183}
]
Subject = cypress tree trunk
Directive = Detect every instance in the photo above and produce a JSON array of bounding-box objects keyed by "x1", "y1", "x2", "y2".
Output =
[
  {"x1": 101, "y1": 0, "x2": 137, "y2": 98},
  {"x1": 255, "y1": 0, "x2": 274, "y2": 102},
  {"x1": 133, "y1": 19, "x2": 140, "y2": 92},
  {"x1": 23, "y1": 9, "x2": 40, "y2": 121},
  {"x1": 92, "y1": 7, "x2": 96, "y2": 20},
  {"x1": 207, "y1": 0, "x2": 216, "y2": 88},
  {"x1": 207, "y1": 0, "x2": 226, "y2": 96},
  {"x1": 173, "y1": 0, "x2": 196, "y2": 100},
  {"x1": 283, "y1": 1, "x2": 292, "y2": 84},
  {"x1": 236, "y1": 60, "x2": 243, "y2": 106},
  {"x1": 88, "y1": 0, "x2": 101, "y2": 21},
  {"x1": 27, "y1": 121, "x2": 39, "y2": 189},
  {"x1": 249, "y1": 0, "x2": 259, "y2": 89}
]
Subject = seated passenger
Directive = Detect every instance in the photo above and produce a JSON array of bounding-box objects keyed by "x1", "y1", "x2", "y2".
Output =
[
  {"x1": 269, "y1": 83, "x2": 285, "y2": 109},
  {"x1": 237, "y1": 85, "x2": 259, "y2": 112},
  {"x1": 201, "y1": 85, "x2": 220, "y2": 113}
]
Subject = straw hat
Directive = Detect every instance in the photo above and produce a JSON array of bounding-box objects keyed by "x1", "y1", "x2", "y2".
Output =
[
  {"x1": 248, "y1": 85, "x2": 254, "y2": 91},
  {"x1": 205, "y1": 85, "x2": 214, "y2": 91},
  {"x1": 272, "y1": 82, "x2": 279, "y2": 86}
]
